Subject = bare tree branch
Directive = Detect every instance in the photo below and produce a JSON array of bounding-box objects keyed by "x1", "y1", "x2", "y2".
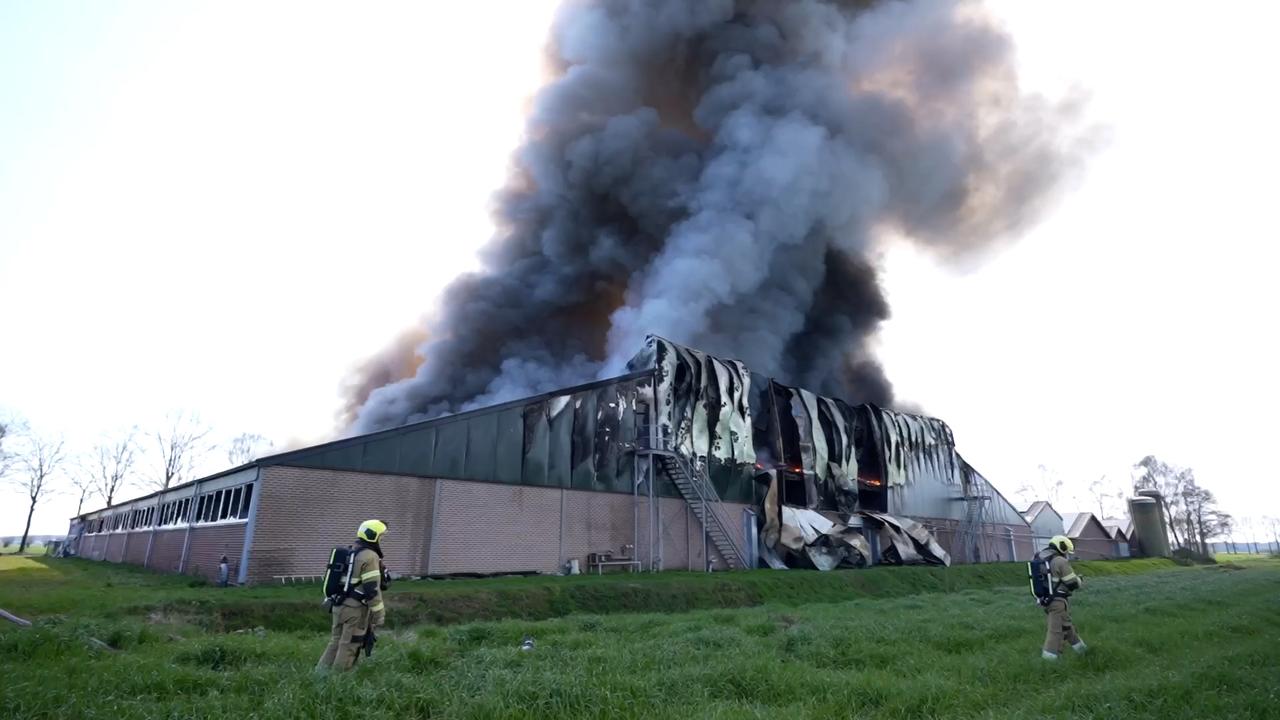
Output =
[
  {"x1": 6, "y1": 426, "x2": 68, "y2": 553},
  {"x1": 153, "y1": 411, "x2": 213, "y2": 490},
  {"x1": 0, "y1": 419, "x2": 12, "y2": 479},
  {"x1": 87, "y1": 428, "x2": 138, "y2": 508},
  {"x1": 68, "y1": 471, "x2": 96, "y2": 517},
  {"x1": 1015, "y1": 464, "x2": 1065, "y2": 509},
  {"x1": 226, "y1": 433, "x2": 272, "y2": 466}
]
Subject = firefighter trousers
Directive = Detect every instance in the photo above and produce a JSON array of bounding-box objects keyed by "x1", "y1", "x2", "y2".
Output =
[
  {"x1": 316, "y1": 604, "x2": 370, "y2": 672},
  {"x1": 1043, "y1": 598, "x2": 1080, "y2": 655}
]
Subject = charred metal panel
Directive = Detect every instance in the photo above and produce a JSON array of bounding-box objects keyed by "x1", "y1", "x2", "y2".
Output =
[
  {"x1": 616, "y1": 381, "x2": 638, "y2": 493},
  {"x1": 772, "y1": 383, "x2": 802, "y2": 473},
  {"x1": 495, "y1": 407, "x2": 524, "y2": 484},
  {"x1": 758, "y1": 470, "x2": 873, "y2": 570},
  {"x1": 798, "y1": 389, "x2": 828, "y2": 484},
  {"x1": 748, "y1": 372, "x2": 776, "y2": 464},
  {"x1": 863, "y1": 406, "x2": 960, "y2": 488},
  {"x1": 521, "y1": 401, "x2": 550, "y2": 486},
  {"x1": 631, "y1": 336, "x2": 757, "y2": 501},
  {"x1": 570, "y1": 391, "x2": 598, "y2": 491},
  {"x1": 865, "y1": 511, "x2": 951, "y2": 566},
  {"x1": 546, "y1": 395, "x2": 574, "y2": 488},
  {"x1": 592, "y1": 385, "x2": 621, "y2": 493}
]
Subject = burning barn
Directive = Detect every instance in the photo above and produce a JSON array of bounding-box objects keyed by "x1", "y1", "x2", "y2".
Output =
[
  {"x1": 67, "y1": 338, "x2": 1034, "y2": 584},
  {"x1": 65, "y1": 0, "x2": 1087, "y2": 583}
]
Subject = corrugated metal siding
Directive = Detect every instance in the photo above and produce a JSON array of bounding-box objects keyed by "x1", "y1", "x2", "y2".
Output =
[
  {"x1": 1068, "y1": 519, "x2": 1115, "y2": 560},
  {"x1": 271, "y1": 374, "x2": 651, "y2": 496},
  {"x1": 1028, "y1": 511, "x2": 1065, "y2": 547}
]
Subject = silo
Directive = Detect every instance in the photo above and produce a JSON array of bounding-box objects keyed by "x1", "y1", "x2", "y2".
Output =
[
  {"x1": 1129, "y1": 496, "x2": 1170, "y2": 557},
  {"x1": 1136, "y1": 489, "x2": 1173, "y2": 553}
]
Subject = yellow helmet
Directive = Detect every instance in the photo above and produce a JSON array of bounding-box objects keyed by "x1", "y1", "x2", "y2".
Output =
[
  {"x1": 357, "y1": 519, "x2": 387, "y2": 543},
  {"x1": 1049, "y1": 535, "x2": 1074, "y2": 555}
]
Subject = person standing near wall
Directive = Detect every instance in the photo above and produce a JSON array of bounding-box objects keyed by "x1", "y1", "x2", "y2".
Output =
[{"x1": 316, "y1": 520, "x2": 388, "y2": 672}]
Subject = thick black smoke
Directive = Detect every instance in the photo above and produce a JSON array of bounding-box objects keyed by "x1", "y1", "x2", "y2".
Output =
[{"x1": 351, "y1": 0, "x2": 1081, "y2": 433}]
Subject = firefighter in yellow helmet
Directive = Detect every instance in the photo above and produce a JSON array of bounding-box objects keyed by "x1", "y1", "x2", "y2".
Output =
[
  {"x1": 1041, "y1": 535, "x2": 1086, "y2": 660},
  {"x1": 316, "y1": 520, "x2": 388, "y2": 672}
]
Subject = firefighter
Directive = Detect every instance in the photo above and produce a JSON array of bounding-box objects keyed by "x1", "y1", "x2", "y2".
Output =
[
  {"x1": 316, "y1": 519, "x2": 388, "y2": 672},
  {"x1": 1041, "y1": 534, "x2": 1087, "y2": 660}
]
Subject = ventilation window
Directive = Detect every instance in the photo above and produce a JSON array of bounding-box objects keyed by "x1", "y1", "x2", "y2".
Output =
[{"x1": 238, "y1": 484, "x2": 253, "y2": 519}]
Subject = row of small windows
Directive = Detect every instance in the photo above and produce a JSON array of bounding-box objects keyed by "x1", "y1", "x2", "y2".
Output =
[{"x1": 84, "y1": 483, "x2": 254, "y2": 534}]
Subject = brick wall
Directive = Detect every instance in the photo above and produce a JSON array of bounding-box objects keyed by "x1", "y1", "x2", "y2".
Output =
[
  {"x1": 106, "y1": 534, "x2": 126, "y2": 563},
  {"x1": 662, "y1": 498, "x2": 692, "y2": 570},
  {"x1": 678, "y1": 500, "x2": 753, "y2": 571},
  {"x1": 247, "y1": 466, "x2": 434, "y2": 584},
  {"x1": 147, "y1": 529, "x2": 187, "y2": 573},
  {"x1": 124, "y1": 531, "x2": 150, "y2": 565},
  {"x1": 560, "y1": 489, "x2": 643, "y2": 571},
  {"x1": 184, "y1": 524, "x2": 247, "y2": 582},
  {"x1": 90, "y1": 534, "x2": 106, "y2": 561},
  {"x1": 240, "y1": 467, "x2": 756, "y2": 582},
  {"x1": 1072, "y1": 538, "x2": 1115, "y2": 560},
  {"x1": 428, "y1": 480, "x2": 562, "y2": 575}
]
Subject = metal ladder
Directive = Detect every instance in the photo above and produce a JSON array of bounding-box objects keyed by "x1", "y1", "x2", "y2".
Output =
[
  {"x1": 953, "y1": 477, "x2": 993, "y2": 564},
  {"x1": 639, "y1": 449, "x2": 747, "y2": 570}
]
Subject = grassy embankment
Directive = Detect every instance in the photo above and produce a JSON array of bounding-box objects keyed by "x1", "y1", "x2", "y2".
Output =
[
  {"x1": 1, "y1": 555, "x2": 1177, "y2": 631},
  {"x1": 1, "y1": 555, "x2": 1277, "y2": 719}
]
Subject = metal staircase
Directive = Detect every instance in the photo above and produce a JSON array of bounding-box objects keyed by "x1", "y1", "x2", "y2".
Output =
[
  {"x1": 953, "y1": 473, "x2": 995, "y2": 563},
  {"x1": 640, "y1": 449, "x2": 748, "y2": 570}
]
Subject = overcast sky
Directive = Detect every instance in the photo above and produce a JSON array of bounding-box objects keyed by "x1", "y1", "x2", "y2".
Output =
[{"x1": 2, "y1": 1, "x2": 1277, "y2": 538}]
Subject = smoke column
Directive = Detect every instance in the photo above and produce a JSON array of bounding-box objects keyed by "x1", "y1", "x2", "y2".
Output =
[{"x1": 350, "y1": 0, "x2": 1081, "y2": 433}]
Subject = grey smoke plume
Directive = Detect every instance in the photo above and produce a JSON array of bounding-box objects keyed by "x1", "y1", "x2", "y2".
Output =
[{"x1": 350, "y1": 0, "x2": 1082, "y2": 433}]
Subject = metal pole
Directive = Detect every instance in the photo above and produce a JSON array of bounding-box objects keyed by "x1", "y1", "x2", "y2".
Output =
[
  {"x1": 648, "y1": 455, "x2": 655, "y2": 571},
  {"x1": 236, "y1": 469, "x2": 262, "y2": 585},
  {"x1": 633, "y1": 455, "x2": 640, "y2": 572},
  {"x1": 702, "y1": 498, "x2": 709, "y2": 572},
  {"x1": 143, "y1": 498, "x2": 157, "y2": 569},
  {"x1": 178, "y1": 480, "x2": 202, "y2": 574}
]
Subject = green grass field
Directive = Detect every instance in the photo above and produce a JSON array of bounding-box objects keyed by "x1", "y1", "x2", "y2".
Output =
[{"x1": 2, "y1": 555, "x2": 1277, "y2": 719}]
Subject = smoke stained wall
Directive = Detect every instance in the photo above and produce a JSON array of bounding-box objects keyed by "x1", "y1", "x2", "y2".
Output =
[{"x1": 350, "y1": 0, "x2": 1082, "y2": 433}]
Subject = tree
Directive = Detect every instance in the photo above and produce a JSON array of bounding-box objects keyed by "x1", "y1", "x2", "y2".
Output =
[
  {"x1": 1087, "y1": 475, "x2": 1125, "y2": 519},
  {"x1": 227, "y1": 433, "x2": 272, "y2": 466},
  {"x1": 1266, "y1": 516, "x2": 1280, "y2": 553},
  {"x1": 153, "y1": 411, "x2": 212, "y2": 490},
  {"x1": 1016, "y1": 464, "x2": 1065, "y2": 508},
  {"x1": 1182, "y1": 485, "x2": 1231, "y2": 556},
  {"x1": 68, "y1": 470, "x2": 96, "y2": 517},
  {"x1": 7, "y1": 427, "x2": 67, "y2": 553},
  {"x1": 0, "y1": 419, "x2": 11, "y2": 478},
  {"x1": 89, "y1": 429, "x2": 138, "y2": 507}
]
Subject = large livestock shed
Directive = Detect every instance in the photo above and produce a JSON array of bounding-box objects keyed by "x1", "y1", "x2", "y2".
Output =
[{"x1": 68, "y1": 338, "x2": 1039, "y2": 585}]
